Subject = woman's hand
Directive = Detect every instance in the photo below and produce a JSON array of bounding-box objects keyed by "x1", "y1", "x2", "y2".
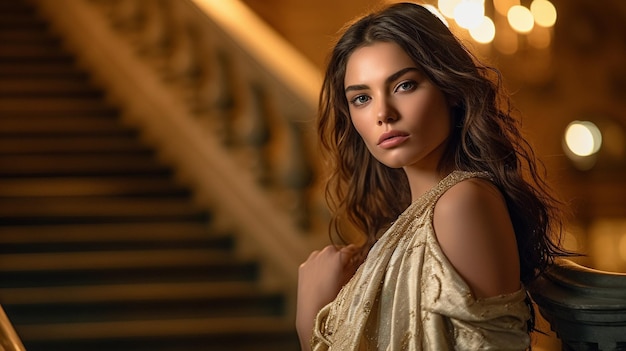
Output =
[{"x1": 296, "y1": 244, "x2": 363, "y2": 350}]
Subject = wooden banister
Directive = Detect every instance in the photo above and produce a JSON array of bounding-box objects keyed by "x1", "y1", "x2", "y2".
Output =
[{"x1": 0, "y1": 305, "x2": 26, "y2": 351}]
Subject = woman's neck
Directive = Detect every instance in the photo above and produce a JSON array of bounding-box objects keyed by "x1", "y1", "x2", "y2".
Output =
[{"x1": 404, "y1": 167, "x2": 448, "y2": 202}]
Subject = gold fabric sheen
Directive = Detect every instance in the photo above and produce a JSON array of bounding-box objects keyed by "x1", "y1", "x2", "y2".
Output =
[{"x1": 312, "y1": 171, "x2": 531, "y2": 350}]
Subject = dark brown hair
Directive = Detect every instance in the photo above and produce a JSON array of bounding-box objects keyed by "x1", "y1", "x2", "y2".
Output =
[{"x1": 318, "y1": 2, "x2": 568, "y2": 286}]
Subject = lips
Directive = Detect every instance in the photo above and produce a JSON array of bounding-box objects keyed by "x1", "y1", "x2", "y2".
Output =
[{"x1": 377, "y1": 130, "x2": 409, "y2": 149}]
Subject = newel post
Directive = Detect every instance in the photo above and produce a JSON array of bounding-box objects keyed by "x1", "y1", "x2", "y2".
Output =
[{"x1": 529, "y1": 259, "x2": 626, "y2": 351}]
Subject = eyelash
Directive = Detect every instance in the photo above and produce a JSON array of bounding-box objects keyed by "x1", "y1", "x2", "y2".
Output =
[
  {"x1": 350, "y1": 95, "x2": 370, "y2": 106},
  {"x1": 349, "y1": 80, "x2": 418, "y2": 107},
  {"x1": 396, "y1": 80, "x2": 416, "y2": 92}
]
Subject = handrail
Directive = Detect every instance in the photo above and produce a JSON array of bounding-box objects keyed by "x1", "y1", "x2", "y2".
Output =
[
  {"x1": 0, "y1": 305, "x2": 26, "y2": 351},
  {"x1": 189, "y1": 0, "x2": 321, "y2": 107}
]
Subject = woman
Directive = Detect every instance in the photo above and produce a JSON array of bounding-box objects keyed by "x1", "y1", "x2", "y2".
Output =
[{"x1": 297, "y1": 2, "x2": 567, "y2": 350}]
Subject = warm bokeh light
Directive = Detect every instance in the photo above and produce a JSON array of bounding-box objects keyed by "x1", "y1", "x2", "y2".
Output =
[
  {"x1": 565, "y1": 121, "x2": 602, "y2": 157},
  {"x1": 493, "y1": 0, "x2": 520, "y2": 16},
  {"x1": 530, "y1": 0, "x2": 557, "y2": 27},
  {"x1": 469, "y1": 16, "x2": 495, "y2": 43},
  {"x1": 436, "y1": 0, "x2": 557, "y2": 47},
  {"x1": 507, "y1": 5, "x2": 534, "y2": 33},
  {"x1": 438, "y1": 0, "x2": 462, "y2": 18},
  {"x1": 453, "y1": 0, "x2": 485, "y2": 29}
]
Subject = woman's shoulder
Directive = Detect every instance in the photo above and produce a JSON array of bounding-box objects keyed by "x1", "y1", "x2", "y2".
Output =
[
  {"x1": 437, "y1": 175, "x2": 502, "y2": 210},
  {"x1": 432, "y1": 175, "x2": 522, "y2": 298}
]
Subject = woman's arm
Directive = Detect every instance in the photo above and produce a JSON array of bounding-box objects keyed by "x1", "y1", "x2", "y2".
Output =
[
  {"x1": 433, "y1": 178, "x2": 521, "y2": 298},
  {"x1": 296, "y1": 244, "x2": 361, "y2": 350}
]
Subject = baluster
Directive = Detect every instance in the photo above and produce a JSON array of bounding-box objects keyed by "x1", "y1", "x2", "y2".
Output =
[
  {"x1": 197, "y1": 49, "x2": 237, "y2": 147},
  {"x1": 241, "y1": 83, "x2": 272, "y2": 186},
  {"x1": 136, "y1": 0, "x2": 169, "y2": 65},
  {"x1": 108, "y1": 0, "x2": 143, "y2": 32},
  {"x1": 280, "y1": 120, "x2": 314, "y2": 229},
  {"x1": 189, "y1": 30, "x2": 216, "y2": 114},
  {"x1": 164, "y1": 2, "x2": 200, "y2": 100}
]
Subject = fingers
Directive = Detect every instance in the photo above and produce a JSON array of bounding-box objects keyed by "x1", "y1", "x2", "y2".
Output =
[{"x1": 301, "y1": 244, "x2": 365, "y2": 268}]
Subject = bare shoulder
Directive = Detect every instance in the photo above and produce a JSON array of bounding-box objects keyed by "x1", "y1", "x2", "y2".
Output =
[{"x1": 433, "y1": 177, "x2": 521, "y2": 298}]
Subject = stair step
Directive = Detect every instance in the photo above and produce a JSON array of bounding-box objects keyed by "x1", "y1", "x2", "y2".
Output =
[
  {"x1": 17, "y1": 316, "x2": 294, "y2": 340},
  {"x1": 0, "y1": 249, "x2": 240, "y2": 272},
  {"x1": 0, "y1": 222, "x2": 214, "y2": 244},
  {"x1": 0, "y1": 60, "x2": 79, "y2": 77},
  {"x1": 15, "y1": 317, "x2": 298, "y2": 351},
  {"x1": 1, "y1": 283, "x2": 284, "y2": 324},
  {"x1": 0, "y1": 153, "x2": 170, "y2": 177},
  {"x1": 0, "y1": 176, "x2": 188, "y2": 197},
  {"x1": 0, "y1": 135, "x2": 147, "y2": 154},
  {"x1": 0, "y1": 281, "x2": 264, "y2": 305},
  {"x1": 0, "y1": 16, "x2": 47, "y2": 30},
  {"x1": 0, "y1": 115, "x2": 133, "y2": 135},
  {"x1": 0, "y1": 262, "x2": 259, "y2": 289},
  {"x1": 0, "y1": 96, "x2": 114, "y2": 113},
  {"x1": 23, "y1": 335, "x2": 299, "y2": 351},
  {"x1": 0, "y1": 77, "x2": 102, "y2": 97},
  {"x1": 0, "y1": 196, "x2": 207, "y2": 224},
  {"x1": 0, "y1": 45, "x2": 70, "y2": 59},
  {"x1": 0, "y1": 115, "x2": 129, "y2": 134},
  {"x1": 0, "y1": 1, "x2": 34, "y2": 13},
  {"x1": 1, "y1": 106, "x2": 119, "y2": 118},
  {"x1": 0, "y1": 222, "x2": 232, "y2": 254}
]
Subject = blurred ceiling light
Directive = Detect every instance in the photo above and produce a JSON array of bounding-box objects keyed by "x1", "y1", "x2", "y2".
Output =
[
  {"x1": 565, "y1": 121, "x2": 602, "y2": 157},
  {"x1": 454, "y1": 0, "x2": 485, "y2": 29},
  {"x1": 508, "y1": 5, "x2": 535, "y2": 33},
  {"x1": 469, "y1": 16, "x2": 496, "y2": 43},
  {"x1": 438, "y1": 0, "x2": 462, "y2": 18},
  {"x1": 530, "y1": 0, "x2": 557, "y2": 27}
]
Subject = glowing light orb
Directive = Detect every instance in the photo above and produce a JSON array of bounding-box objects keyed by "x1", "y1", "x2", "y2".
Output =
[
  {"x1": 530, "y1": 0, "x2": 557, "y2": 27},
  {"x1": 565, "y1": 121, "x2": 602, "y2": 157},
  {"x1": 469, "y1": 16, "x2": 495, "y2": 43},
  {"x1": 454, "y1": 1, "x2": 485, "y2": 29},
  {"x1": 507, "y1": 5, "x2": 534, "y2": 33}
]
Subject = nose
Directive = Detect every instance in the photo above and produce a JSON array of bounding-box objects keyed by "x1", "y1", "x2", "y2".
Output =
[{"x1": 376, "y1": 99, "x2": 398, "y2": 126}]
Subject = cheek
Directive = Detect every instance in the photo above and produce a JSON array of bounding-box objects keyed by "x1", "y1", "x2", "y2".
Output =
[{"x1": 349, "y1": 114, "x2": 368, "y2": 141}]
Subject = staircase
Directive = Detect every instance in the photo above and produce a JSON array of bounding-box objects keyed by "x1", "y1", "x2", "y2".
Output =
[{"x1": 0, "y1": 1, "x2": 299, "y2": 350}]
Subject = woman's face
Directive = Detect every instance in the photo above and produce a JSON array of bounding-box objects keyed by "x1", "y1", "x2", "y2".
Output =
[{"x1": 344, "y1": 41, "x2": 451, "y2": 172}]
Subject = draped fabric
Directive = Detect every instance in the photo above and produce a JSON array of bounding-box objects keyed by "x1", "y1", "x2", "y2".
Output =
[{"x1": 312, "y1": 171, "x2": 531, "y2": 350}]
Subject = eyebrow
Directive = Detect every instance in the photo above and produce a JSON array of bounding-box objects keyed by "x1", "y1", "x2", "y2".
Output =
[{"x1": 344, "y1": 67, "x2": 421, "y2": 93}]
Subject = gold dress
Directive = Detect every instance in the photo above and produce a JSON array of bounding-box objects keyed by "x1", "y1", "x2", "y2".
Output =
[{"x1": 312, "y1": 171, "x2": 531, "y2": 350}]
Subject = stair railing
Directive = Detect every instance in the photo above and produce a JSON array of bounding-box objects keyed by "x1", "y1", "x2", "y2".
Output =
[
  {"x1": 530, "y1": 259, "x2": 626, "y2": 350},
  {"x1": 0, "y1": 305, "x2": 26, "y2": 351},
  {"x1": 33, "y1": 0, "x2": 327, "y2": 290}
]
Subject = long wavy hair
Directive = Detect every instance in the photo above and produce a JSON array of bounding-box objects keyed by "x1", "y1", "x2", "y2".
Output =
[{"x1": 318, "y1": 2, "x2": 568, "y2": 286}]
